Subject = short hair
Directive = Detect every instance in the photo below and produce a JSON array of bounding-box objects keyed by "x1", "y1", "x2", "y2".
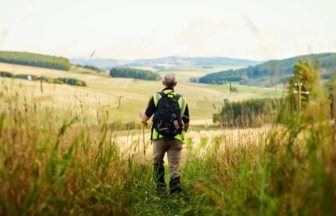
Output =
[{"x1": 163, "y1": 74, "x2": 177, "y2": 87}]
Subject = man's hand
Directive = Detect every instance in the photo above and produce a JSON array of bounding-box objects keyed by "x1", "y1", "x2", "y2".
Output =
[
  {"x1": 139, "y1": 111, "x2": 149, "y2": 123},
  {"x1": 141, "y1": 121, "x2": 148, "y2": 127}
]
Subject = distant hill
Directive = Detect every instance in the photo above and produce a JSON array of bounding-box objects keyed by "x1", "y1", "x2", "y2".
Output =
[
  {"x1": 0, "y1": 51, "x2": 71, "y2": 71},
  {"x1": 71, "y1": 56, "x2": 261, "y2": 71},
  {"x1": 71, "y1": 58, "x2": 127, "y2": 70},
  {"x1": 197, "y1": 53, "x2": 336, "y2": 87}
]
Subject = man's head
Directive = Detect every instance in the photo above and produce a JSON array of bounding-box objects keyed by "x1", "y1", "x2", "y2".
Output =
[{"x1": 162, "y1": 74, "x2": 177, "y2": 88}]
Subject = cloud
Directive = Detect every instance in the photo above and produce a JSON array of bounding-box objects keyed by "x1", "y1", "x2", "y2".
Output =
[
  {"x1": 175, "y1": 18, "x2": 245, "y2": 56},
  {"x1": 1, "y1": 0, "x2": 336, "y2": 59},
  {"x1": 0, "y1": 28, "x2": 8, "y2": 49}
]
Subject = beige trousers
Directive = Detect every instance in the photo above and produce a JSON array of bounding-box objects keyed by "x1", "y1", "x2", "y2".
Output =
[{"x1": 152, "y1": 138, "x2": 182, "y2": 179}]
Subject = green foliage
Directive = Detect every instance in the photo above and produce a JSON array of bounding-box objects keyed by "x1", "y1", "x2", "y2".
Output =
[
  {"x1": 110, "y1": 67, "x2": 161, "y2": 80},
  {"x1": 14, "y1": 74, "x2": 38, "y2": 81},
  {"x1": 0, "y1": 71, "x2": 14, "y2": 78},
  {"x1": 56, "y1": 77, "x2": 87, "y2": 87},
  {"x1": 0, "y1": 51, "x2": 71, "y2": 71},
  {"x1": 288, "y1": 60, "x2": 319, "y2": 97},
  {"x1": 198, "y1": 53, "x2": 336, "y2": 86},
  {"x1": 285, "y1": 60, "x2": 320, "y2": 114},
  {"x1": 39, "y1": 76, "x2": 63, "y2": 84},
  {"x1": 214, "y1": 98, "x2": 279, "y2": 127}
]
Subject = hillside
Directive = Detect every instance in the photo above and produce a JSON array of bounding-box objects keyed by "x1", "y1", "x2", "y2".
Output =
[
  {"x1": 71, "y1": 56, "x2": 261, "y2": 71},
  {"x1": 197, "y1": 53, "x2": 336, "y2": 86},
  {"x1": 0, "y1": 62, "x2": 280, "y2": 122},
  {"x1": 0, "y1": 51, "x2": 71, "y2": 70}
]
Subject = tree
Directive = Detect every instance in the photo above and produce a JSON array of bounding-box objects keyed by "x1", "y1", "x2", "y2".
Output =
[{"x1": 288, "y1": 60, "x2": 319, "y2": 110}]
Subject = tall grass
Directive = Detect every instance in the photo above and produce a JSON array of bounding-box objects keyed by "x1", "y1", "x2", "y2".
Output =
[
  {"x1": 0, "y1": 79, "x2": 335, "y2": 215},
  {"x1": 182, "y1": 85, "x2": 335, "y2": 215}
]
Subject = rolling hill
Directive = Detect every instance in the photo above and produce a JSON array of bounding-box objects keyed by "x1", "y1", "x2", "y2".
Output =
[
  {"x1": 0, "y1": 61, "x2": 280, "y2": 122},
  {"x1": 71, "y1": 56, "x2": 261, "y2": 71},
  {"x1": 71, "y1": 58, "x2": 127, "y2": 70},
  {"x1": 197, "y1": 53, "x2": 336, "y2": 86}
]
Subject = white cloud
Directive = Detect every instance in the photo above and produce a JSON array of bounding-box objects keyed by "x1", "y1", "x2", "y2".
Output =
[{"x1": 0, "y1": 0, "x2": 335, "y2": 59}]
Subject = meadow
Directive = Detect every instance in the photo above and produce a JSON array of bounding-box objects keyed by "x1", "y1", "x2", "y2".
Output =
[
  {"x1": 0, "y1": 62, "x2": 335, "y2": 215},
  {"x1": 0, "y1": 62, "x2": 280, "y2": 122}
]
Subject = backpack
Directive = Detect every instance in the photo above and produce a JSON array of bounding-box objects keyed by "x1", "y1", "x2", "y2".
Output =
[{"x1": 153, "y1": 92, "x2": 183, "y2": 138}]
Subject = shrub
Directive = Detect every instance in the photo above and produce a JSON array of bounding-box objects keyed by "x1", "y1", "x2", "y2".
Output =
[
  {"x1": 57, "y1": 77, "x2": 87, "y2": 87},
  {"x1": 0, "y1": 71, "x2": 14, "y2": 78},
  {"x1": 14, "y1": 74, "x2": 38, "y2": 81}
]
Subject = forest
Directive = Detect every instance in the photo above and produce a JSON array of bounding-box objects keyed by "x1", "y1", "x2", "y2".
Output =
[{"x1": 0, "y1": 51, "x2": 71, "y2": 71}]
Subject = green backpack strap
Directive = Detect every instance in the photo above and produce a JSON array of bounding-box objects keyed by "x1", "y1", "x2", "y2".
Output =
[
  {"x1": 177, "y1": 94, "x2": 186, "y2": 115},
  {"x1": 153, "y1": 92, "x2": 162, "y2": 107}
]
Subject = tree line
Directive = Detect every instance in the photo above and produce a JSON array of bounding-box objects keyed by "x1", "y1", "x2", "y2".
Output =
[
  {"x1": 0, "y1": 51, "x2": 71, "y2": 71},
  {"x1": 109, "y1": 67, "x2": 161, "y2": 80}
]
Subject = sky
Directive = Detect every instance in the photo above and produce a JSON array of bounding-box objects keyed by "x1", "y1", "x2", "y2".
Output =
[{"x1": 0, "y1": 0, "x2": 336, "y2": 60}]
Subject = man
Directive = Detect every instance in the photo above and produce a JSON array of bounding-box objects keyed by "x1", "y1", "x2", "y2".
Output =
[{"x1": 139, "y1": 74, "x2": 189, "y2": 194}]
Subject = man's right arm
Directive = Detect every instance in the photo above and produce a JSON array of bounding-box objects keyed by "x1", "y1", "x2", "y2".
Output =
[
  {"x1": 140, "y1": 96, "x2": 156, "y2": 122},
  {"x1": 145, "y1": 96, "x2": 156, "y2": 118}
]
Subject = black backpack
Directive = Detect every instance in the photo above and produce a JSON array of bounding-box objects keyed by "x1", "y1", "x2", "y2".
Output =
[{"x1": 153, "y1": 92, "x2": 183, "y2": 138}]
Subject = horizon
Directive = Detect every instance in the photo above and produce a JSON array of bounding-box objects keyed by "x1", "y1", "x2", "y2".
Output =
[
  {"x1": 69, "y1": 51, "x2": 336, "y2": 62},
  {"x1": 1, "y1": 0, "x2": 336, "y2": 60},
  {"x1": 2, "y1": 49, "x2": 335, "y2": 63}
]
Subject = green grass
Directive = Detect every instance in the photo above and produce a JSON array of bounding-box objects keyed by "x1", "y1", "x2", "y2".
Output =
[
  {"x1": 0, "y1": 76, "x2": 335, "y2": 215},
  {"x1": 208, "y1": 83, "x2": 284, "y2": 99}
]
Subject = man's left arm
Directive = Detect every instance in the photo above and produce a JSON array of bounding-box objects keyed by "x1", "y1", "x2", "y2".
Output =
[{"x1": 182, "y1": 103, "x2": 190, "y2": 132}]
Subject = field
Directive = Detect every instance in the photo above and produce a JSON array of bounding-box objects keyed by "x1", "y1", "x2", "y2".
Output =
[
  {"x1": 0, "y1": 62, "x2": 282, "y2": 122},
  {"x1": 0, "y1": 62, "x2": 335, "y2": 215}
]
